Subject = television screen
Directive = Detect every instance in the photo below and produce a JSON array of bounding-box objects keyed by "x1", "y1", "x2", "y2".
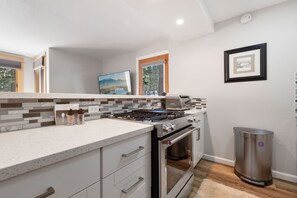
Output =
[{"x1": 98, "y1": 70, "x2": 132, "y2": 95}]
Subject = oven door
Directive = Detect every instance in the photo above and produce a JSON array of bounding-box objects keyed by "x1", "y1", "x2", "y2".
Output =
[{"x1": 159, "y1": 126, "x2": 196, "y2": 198}]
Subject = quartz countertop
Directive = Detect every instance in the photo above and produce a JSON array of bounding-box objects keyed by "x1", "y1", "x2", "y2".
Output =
[
  {"x1": 185, "y1": 108, "x2": 207, "y2": 115},
  {"x1": 0, "y1": 119, "x2": 153, "y2": 182}
]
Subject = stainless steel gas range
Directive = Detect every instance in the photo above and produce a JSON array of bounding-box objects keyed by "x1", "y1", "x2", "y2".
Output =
[{"x1": 113, "y1": 109, "x2": 199, "y2": 198}]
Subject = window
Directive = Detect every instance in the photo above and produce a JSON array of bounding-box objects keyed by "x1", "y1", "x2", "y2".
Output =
[
  {"x1": 0, "y1": 67, "x2": 16, "y2": 92},
  {"x1": 138, "y1": 54, "x2": 169, "y2": 95},
  {"x1": 0, "y1": 54, "x2": 24, "y2": 92},
  {"x1": 33, "y1": 54, "x2": 46, "y2": 93}
]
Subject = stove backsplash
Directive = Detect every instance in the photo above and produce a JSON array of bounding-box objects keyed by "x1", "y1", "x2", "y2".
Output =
[
  {"x1": 0, "y1": 97, "x2": 207, "y2": 133},
  {"x1": 190, "y1": 97, "x2": 207, "y2": 109},
  {"x1": 0, "y1": 98, "x2": 162, "y2": 133}
]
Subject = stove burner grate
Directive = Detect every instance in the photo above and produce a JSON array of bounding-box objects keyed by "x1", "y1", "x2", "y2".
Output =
[{"x1": 113, "y1": 109, "x2": 185, "y2": 122}]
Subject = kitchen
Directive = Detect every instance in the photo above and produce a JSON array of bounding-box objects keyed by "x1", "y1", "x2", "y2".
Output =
[{"x1": 0, "y1": 0, "x2": 296, "y2": 198}]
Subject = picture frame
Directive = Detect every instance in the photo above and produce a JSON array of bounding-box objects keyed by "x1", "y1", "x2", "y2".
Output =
[
  {"x1": 295, "y1": 73, "x2": 297, "y2": 117},
  {"x1": 224, "y1": 43, "x2": 267, "y2": 83}
]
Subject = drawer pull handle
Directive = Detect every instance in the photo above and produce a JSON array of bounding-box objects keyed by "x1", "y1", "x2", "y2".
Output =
[
  {"x1": 122, "y1": 146, "x2": 144, "y2": 158},
  {"x1": 35, "y1": 187, "x2": 55, "y2": 198},
  {"x1": 121, "y1": 177, "x2": 144, "y2": 194},
  {"x1": 197, "y1": 128, "x2": 201, "y2": 141}
]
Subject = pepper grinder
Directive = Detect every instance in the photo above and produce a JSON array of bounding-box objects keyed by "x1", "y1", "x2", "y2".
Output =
[
  {"x1": 67, "y1": 109, "x2": 75, "y2": 125},
  {"x1": 77, "y1": 108, "x2": 85, "y2": 125}
]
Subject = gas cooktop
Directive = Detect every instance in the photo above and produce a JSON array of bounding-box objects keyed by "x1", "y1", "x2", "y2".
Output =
[{"x1": 113, "y1": 109, "x2": 185, "y2": 122}]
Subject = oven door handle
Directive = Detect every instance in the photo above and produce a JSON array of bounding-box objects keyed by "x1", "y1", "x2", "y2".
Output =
[{"x1": 161, "y1": 126, "x2": 197, "y2": 146}]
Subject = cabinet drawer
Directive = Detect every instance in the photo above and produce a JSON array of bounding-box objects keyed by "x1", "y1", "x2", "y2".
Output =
[
  {"x1": 102, "y1": 153, "x2": 151, "y2": 198},
  {"x1": 0, "y1": 149, "x2": 100, "y2": 198},
  {"x1": 102, "y1": 133, "x2": 151, "y2": 177}
]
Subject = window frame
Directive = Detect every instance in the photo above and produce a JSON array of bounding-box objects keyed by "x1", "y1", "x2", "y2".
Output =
[
  {"x1": 33, "y1": 52, "x2": 47, "y2": 93},
  {"x1": 0, "y1": 53, "x2": 24, "y2": 92},
  {"x1": 137, "y1": 51, "x2": 169, "y2": 95}
]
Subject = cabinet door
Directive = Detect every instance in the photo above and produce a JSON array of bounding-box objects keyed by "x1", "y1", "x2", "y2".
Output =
[
  {"x1": 87, "y1": 181, "x2": 100, "y2": 198},
  {"x1": 198, "y1": 116, "x2": 204, "y2": 161},
  {"x1": 192, "y1": 114, "x2": 204, "y2": 167},
  {"x1": 71, "y1": 190, "x2": 87, "y2": 198}
]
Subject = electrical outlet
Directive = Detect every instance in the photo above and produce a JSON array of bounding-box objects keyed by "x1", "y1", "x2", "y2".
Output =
[{"x1": 88, "y1": 105, "x2": 99, "y2": 114}]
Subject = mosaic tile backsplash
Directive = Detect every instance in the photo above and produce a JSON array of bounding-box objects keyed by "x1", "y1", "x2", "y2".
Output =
[
  {"x1": 191, "y1": 97, "x2": 207, "y2": 109},
  {"x1": 0, "y1": 98, "x2": 162, "y2": 133}
]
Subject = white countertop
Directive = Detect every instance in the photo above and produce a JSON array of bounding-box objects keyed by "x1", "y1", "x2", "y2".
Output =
[
  {"x1": 0, "y1": 92, "x2": 164, "y2": 99},
  {"x1": 0, "y1": 119, "x2": 153, "y2": 182},
  {"x1": 185, "y1": 108, "x2": 207, "y2": 115}
]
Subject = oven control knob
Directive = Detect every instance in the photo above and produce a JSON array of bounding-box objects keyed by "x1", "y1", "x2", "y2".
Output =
[
  {"x1": 193, "y1": 116, "x2": 197, "y2": 122},
  {"x1": 187, "y1": 117, "x2": 194, "y2": 123},
  {"x1": 171, "y1": 124, "x2": 176, "y2": 130},
  {"x1": 163, "y1": 124, "x2": 171, "y2": 132}
]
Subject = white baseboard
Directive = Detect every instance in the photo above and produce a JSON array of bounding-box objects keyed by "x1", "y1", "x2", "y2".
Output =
[
  {"x1": 202, "y1": 154, "x2": 297, "y2": 183},
  {"x1": 272, "y1": 170, "x2": 297, "y2": 183},
  {"x1": 203, "y1": 154, "x2": 235, "y2": 166}
]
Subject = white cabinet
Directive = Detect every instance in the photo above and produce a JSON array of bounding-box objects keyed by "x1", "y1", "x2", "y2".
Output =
[
  {"x1": 0, "y1": 131, "x2": 152, "y2": 198},
  {"x1": 0, "y1": 149, "x2": 101, "y2": 198},
  {"x1": 102, "y1": 133, "x2": 151, "y2": 198},
  {"x1": 103, "y1": 154, "x2": 150, "y2": 198},
  {"x1": 102, "y1": 133, "x2": 151, "y2": 178},
  {"x1": 192, "y1": 113, "x2": 205, "y2": 167}
]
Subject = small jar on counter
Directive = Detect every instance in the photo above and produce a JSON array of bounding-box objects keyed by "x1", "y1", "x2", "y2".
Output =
[
  {"x1": 67, "y1": 109, "x2": 75, "y2": 125},
  {"x1": 77, "y1": 108, "x2": 85, "y2": 125}
]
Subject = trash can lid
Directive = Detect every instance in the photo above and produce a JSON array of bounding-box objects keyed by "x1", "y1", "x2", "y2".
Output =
[{"x1": 233, "y1": 127, "x2": 274, "y2": 136}]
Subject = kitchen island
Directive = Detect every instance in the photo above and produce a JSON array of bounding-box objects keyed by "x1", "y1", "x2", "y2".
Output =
[{"x1": 0, "y1": 119, "x2": 153, "y2": 198}]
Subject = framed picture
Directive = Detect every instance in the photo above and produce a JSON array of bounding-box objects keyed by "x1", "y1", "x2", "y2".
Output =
[
  {"x1": 295, "y1": 73, "x2": 297, "y2": 117},
  {"x1": 224, "y1": 43, "x2": 267, "y2": 83}
]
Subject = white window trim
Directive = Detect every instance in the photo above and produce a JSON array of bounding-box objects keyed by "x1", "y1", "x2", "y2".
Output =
[{"x1": 135, "y1": 50, "x2": 169, "y2": 95}]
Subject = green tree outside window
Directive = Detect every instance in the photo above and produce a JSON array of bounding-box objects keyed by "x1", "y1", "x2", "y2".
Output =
[
  {"x1": 0, "y1": 67, "x2": 16, "y2": 92},
  {"x1": 142, "y1": 64, "x2": 164, "y2": 95}
]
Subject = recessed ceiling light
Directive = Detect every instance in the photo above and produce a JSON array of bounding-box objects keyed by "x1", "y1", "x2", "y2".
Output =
[{"x1": 176, "y1": 19, "x2": 184, "y2": 26}]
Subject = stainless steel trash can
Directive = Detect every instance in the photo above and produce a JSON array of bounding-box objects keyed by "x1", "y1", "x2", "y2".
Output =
[{"x1": 234, "y1": 127, "x2": 274, "y2": 186}]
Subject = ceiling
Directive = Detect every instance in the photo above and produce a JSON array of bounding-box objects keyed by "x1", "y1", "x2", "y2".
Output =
[
  {"x1": 0, "y1": 0, "x2": 288, "y2": 59},
  {"x1": 204, "y1": 0, "x2": 288, "y2": 23}
]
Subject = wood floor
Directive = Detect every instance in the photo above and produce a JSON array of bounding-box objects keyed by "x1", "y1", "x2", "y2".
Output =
[{"x1": 188, "y1": 160, "x2": 297, "y2": 198}]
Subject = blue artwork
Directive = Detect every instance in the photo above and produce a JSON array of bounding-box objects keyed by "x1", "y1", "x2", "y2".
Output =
[{"x1": 98, "y1": 71, "x2": 132, "y2": 95}]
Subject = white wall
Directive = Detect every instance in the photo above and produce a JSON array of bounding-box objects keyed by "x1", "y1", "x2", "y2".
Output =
[
  {"x1": 101, "y1": 42, "x2": 168, "y2": 94},
  {"x1": 170, "y1": 1, "x2": 297, "y2": 177},
  {"x1": 49, "y1": 48, "x2": 101, "y2": 94},
  {"x1": 23, "y1": 56, "x2": 34, "y2": 93}
]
